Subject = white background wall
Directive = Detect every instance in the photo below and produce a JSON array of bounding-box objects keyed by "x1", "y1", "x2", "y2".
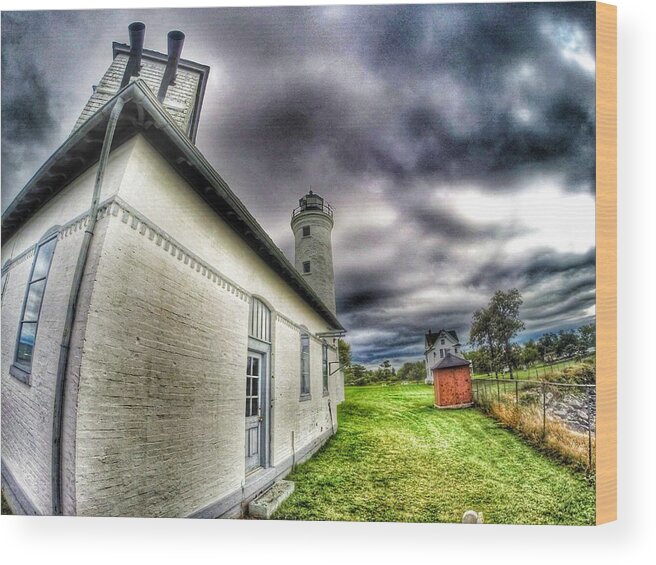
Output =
[{"x1": 1, "y1": 0, "x2": 654, "y2": 564}]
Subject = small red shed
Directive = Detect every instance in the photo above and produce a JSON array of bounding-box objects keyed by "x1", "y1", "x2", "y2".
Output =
[{"x1": 431, "y1": 353, "x2": 473, "y2": 409}]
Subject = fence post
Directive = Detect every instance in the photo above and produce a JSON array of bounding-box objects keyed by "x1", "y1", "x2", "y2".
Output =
[
  {"x1": 515, "y1": 380, "x2": 519, "y2": 404},
  {"x1": 496, "y1": 379, "x2": 500, "y2": 402},
  {"x1": 542, "y1": 382, "x2": 547, "y2": 439}
]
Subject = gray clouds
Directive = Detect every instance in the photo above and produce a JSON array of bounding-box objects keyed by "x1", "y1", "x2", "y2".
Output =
[{"x1": 1, "y1": 3, "x2": 597, "y2": 366}]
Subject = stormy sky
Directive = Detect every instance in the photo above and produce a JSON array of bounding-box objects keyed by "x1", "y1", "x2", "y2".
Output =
[{"x1": 1, "y1": 3, "x2": 596, "y2": 367}]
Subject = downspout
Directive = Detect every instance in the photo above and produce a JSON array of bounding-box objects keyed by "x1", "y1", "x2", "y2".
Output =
[{"x1": 51, "y1": 97, "x2": 126, "y2": 515}]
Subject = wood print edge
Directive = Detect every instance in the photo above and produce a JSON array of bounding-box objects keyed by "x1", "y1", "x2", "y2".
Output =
[{"x1": 595, "y1": 1, "x2": 617, "y2": 525}]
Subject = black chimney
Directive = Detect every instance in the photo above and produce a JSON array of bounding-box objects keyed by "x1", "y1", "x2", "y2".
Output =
[
  {"x1": 120, "y1": 22, "x2": 146, "y2": 88},
  {"x1": 157, "y1": 30, "x2": 185, "y2": 102}
]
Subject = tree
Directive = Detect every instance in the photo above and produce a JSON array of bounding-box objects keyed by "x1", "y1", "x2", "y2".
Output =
[
  {"x1": 578, "y1": 323, "x2": 596, "y2": 350},
  {"x1": 556, "y1": 329, "x2": 579, "y2": 359},
  {"x1": 464, "y1": 348, "x2": 492, "y2": 376},
  {"x1": 537, "y1": 332, "x2": 558, "y2": 362},
  {"x1": 522, "y1": 339, "x2": 540, "y2": 367},
  {"x1": 396, "y1": 361, "x2": 426, "y2": 382},
  {"x1": 348, "y1": 364, "x2": 369, "y2": 386},
  {"x1": 338, "y1": 338, "x2": 352, "y2": 368},
  {"x1": 469, "y1": 307, "x2": 500, "y2": 377},
  {"x1": 488, "y1": 289, "x2": 525, "y2": 379}
]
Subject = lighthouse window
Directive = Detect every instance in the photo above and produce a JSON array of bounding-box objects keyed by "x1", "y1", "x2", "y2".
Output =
[
  {"x1": 303, "y1": 261, "x2": 311, "y2": 274},
  {"x1": 302, "y1": 226, "x2": 311, "y2": 237}
]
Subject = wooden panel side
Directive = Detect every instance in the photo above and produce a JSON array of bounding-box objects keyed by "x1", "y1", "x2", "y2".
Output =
[{"x1": 595, "y1": 1, "x2": 617, "y2": 526}]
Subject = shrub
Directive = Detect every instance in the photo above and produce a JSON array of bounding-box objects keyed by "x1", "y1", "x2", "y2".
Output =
[{"x1": 544, "y1": 359, "x2": 596, "y2": 385}]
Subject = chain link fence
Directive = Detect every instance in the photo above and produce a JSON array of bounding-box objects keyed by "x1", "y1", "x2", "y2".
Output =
[{"x1": 472, "y1": 378, "x2": 596, "y2": 471}]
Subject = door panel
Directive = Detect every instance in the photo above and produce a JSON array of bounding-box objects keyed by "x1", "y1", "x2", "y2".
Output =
[{"x1": 245, "y1": 352, "x2": 264, "y2": 473}]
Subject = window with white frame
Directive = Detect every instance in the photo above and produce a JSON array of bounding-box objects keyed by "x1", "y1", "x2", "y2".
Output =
[
  {"x1": 300, "y1": 332, "x2": 311, "y2": 397},
  {"x1": 249, "y1": 297, "x2": 271, "y2": 342},
  {"x1": 322, "y1": 342, "x2": 329, "y2": 395},
  {"x1": 13, "y1": 233, "x2": 57, "y2": 377}
]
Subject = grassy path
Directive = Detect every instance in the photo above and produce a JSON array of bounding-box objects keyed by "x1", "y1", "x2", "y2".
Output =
[{"x1": 274, "y1": 384, "x2": 595, "y2": 524}]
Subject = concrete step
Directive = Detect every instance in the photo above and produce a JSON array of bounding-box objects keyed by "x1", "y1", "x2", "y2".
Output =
[{"x1": 248, "y1": 480, "x2": 295, "y2": 519}]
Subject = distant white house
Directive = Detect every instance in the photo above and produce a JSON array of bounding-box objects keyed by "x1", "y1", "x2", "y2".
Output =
[{"x1": 424, "y1": 329, "x2": 465, "y2": 384}]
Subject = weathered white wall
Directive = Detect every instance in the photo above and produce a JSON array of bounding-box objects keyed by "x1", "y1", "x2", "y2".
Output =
[
  {"x1": 271, "y1": 318, "x2": 339, "y2": 466},
  {"x1": 74, "y1": 209, "x2": 250, "y2": 516},
  {"x1": 0, "y1": 143, "x2": 130, "y2": 514},
  {"x1": 73, "y1": 134, "x2": 344, "y2": 517},
  {"x1": 117, "y1": 137, "x2": 334, "y2": 336}
]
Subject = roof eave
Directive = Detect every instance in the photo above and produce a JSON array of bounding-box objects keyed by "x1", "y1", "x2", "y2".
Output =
[{"x1": 1, "y1": 80, "x2": 344, "y2": 333}]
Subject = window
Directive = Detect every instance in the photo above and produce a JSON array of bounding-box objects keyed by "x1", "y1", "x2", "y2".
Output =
[
  {"x1": 249, "y1": 297, "x2": 271, "y2": 343},
  {"x1": 322, "y1": 342, "x2": 329, "y2": 395},
  {"x1": 302, "y1": 226, "x2": 311, "y2": 237},
  {"x1": 246, "y1": 355, "x2": 260, "y2": 417},
  {"x1": 440, "y1": 349, "x2": 444, "y2": 358},
  {"x1": 12, "y1": 233, "x2": 57, "y2": 381},
  {"x1": 300, "y1": 332, "x2": 310, "y2": 397},
  {"x1": 302, "y1": 261, "x2": 311, "y2": 274},
  {"x1": 441, "y1": 339, "x2": 445, "y2": 345}
]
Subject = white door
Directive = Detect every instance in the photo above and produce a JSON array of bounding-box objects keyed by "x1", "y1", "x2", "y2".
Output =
[{"x1": 245, "y1": 351, "x2": 264, "y2": 473}]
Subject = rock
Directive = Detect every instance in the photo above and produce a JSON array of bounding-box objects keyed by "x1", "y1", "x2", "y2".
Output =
[
  {"x1": 462, "y1": 510, "x2": 484, "y2": 524},
  {"x1": 248, "y1": 480, "x2": 295, "y2": 519}
]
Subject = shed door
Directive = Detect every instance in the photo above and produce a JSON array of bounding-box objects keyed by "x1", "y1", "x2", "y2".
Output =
[{"x1": 245, "y1": 352, "x2": 264, "y2": 473}]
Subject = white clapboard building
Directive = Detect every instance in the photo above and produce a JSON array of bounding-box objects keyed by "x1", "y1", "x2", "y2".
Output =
[
  {"x1": 1, "y1": 24, "x2": 345, "y2": 518},
  {"x1": 424, "y1": 329, "x2": 465, "y2": 384}
]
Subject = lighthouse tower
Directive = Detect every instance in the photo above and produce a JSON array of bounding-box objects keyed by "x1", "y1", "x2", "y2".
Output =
[{"x1": 291, "y1": 191, "x2": 337, "y2": 314}]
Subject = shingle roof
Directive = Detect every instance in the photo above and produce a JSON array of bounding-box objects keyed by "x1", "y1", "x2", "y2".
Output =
[
  {"x1": 425, "y1": 329, "x2": 460, "y2": 349},
  {"x1": 431, "y1": 353, "x2": 470, "y2": 371}
]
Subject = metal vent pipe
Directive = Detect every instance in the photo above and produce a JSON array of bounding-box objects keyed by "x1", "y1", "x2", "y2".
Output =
[
  {"x1": 157, "y1": 30, "x2": 185, "y2": 102},
  {"x1": 120, "y1": 22, "x2": 146, "y2": 88}
]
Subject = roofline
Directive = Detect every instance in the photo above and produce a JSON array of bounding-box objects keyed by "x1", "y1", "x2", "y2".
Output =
[
  {"x1": 430, "y1": 353, "x2": 470, "y2": 370},
  {"x1": 1, "y1": 80, "x2": 344, "y2": 332}
]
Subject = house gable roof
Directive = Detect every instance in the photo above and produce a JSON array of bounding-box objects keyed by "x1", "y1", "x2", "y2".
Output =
[
  {"x1": 431, "y1": 353, "x2": 470, "y2": 371},
  {"x1": 425, "y1": 329, "x2": 461, "y2": 349},
  {"x1": 1, "y1": 80, "x2": 344, "y2": 332}
]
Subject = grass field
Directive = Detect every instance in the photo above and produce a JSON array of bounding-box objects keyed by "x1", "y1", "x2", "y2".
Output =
[
  {"x1": 273, "y1": 384, "x2": 595, "y2": 524},
  {"x1": 472, "y1": 356, "x2": 594, "y2": 380}
]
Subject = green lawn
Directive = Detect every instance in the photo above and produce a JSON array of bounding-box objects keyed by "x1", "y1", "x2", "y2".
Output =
[
  {"x1": 472, "y1": 356, "x2": 594, "y2": 380},
  {"x1": 273, "y1": 384, "x2": 595, "y2": 524}
]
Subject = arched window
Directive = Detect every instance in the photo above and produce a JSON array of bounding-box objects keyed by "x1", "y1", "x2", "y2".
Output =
[{"x1": 249, "y1": 297, "x2": 271, "y2": 343}]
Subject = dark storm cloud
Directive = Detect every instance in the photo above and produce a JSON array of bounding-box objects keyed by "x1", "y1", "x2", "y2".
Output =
[
  {"x1": 1, "y1": 3, "x2": 597, "y2": 367},
  {"x1": 409, "y1": 202, "x2": 527, "y2": 242},
  {"x1": 1, "y1": 12, "x2": 58, "y2": 202},
  {"x1": 467, "y1": 247, "x2": 596, "y2": 289}
]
